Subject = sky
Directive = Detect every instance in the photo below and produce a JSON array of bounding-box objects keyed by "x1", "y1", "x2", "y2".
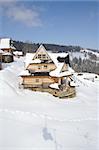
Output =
[{"x1": 0, "y1": 0, "x2": 99, "y2": 49}]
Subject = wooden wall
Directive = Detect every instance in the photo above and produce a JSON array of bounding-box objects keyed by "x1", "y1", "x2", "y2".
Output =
[
  {"x1": 2, "y1": 55, "x2": 13, "y2": 63},
  {"x1": 27, "y1": 63, "x2": 56, "y2": 72},
  {"x1": 22, "y1": 76, "x2": 57, "y2": 87}
]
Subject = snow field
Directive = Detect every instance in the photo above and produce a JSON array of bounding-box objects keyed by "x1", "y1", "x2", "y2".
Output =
[{"x1": 0, "y1": 56, "x2": 98, "y2": 150}]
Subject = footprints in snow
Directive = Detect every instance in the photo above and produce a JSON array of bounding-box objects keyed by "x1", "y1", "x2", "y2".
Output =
[{"x1": 0, "y1": 108, "x2": 98, "y2": 123}]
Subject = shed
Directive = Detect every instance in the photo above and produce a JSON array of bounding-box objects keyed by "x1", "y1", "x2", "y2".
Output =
[{"x1": 2, "y1": 52, "x2": 13, "y2": 63}]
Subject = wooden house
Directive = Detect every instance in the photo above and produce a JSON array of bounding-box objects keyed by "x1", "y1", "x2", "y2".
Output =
[
  {"x1": 19, "y1": 45, "x2": 76, "y2": 98},
  {"x1": 0, "y1": 38, "x2": 15, "y2": 63},
  {"x1": 2, "y1": 52, "x2": 13, "y2": 63}
]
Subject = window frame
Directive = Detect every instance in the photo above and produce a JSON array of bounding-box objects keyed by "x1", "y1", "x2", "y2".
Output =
[
  {"x1": 44, "y1": 65, "x2": 47, "y2": 69},
  {"x1": 35, "y1": 78, "x2": 39, "y2": 82}
]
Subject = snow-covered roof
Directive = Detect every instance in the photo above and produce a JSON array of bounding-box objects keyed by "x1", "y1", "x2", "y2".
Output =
[
  {"x1": 24, "y1": 45, "x2": 74, "y2": 77},
  {"x1": 25, "y1": 51, "x2": 68, "y2": 69},
  {"x1": 68, "y1": 66, "x2": 75, "y2": 73},
  {"x1": 19, "y1": 70, "x2": 31, "y2": 76},
  {"x1": 13, "y1": 51, "x2": 23, "y2": 56},
  {"x1": 50, "y1": 63, "x2": 74, "y2": 77},
  {"x1": 49, "y1": 83, "x2": 59, "y2": 90},
  {"x1": 25, "y1": 53, "x2": 35, "y2": 68},
  {"x1": 50, "y1": 69, "x2": 72, "y2": 77},
  {"x1": 0, "y1": 49, "x2": 13, "y2": 55},
  {"x1": 30, "y1": 59, "x2": 41, "y2": 64},
  {"x1": 70, "y1": 81, "x2": 76, "y2": 87},
  {"x1": 48, "y1": 52, "x2": 68, "y2": 67},
  {"x1": 2, "y1": 52, "x2": 13, "y2": 56},
  {"x1": 25, "y1": 49, "x2": 74, "y2": 77},
  {"x1": 0, "y1": 38, "x2": 16, "y2": 49},
  {"x1": 11, "y1": 46, "x2": 16, "y2": 50},
  {"x1": 80, "y1": 49, "x2": 99, "y2": 57},
  {"x1": 0, "y1": 49, "x2": 4, "y2": 54},
  {"x1": 49, "y1": 62, "x2": 63, "y2": 77}
]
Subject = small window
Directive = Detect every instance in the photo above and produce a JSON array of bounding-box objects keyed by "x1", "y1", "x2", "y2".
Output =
[
  {"x1": 36, "y1": 79, "x2": 39, "y2": 82},
  {"x1": 38, "y1": 54, "x2": 41, "y2": 58},
  {"x1": 38, "y1": 66, "x2": 41, "y2": 69},
  {"x1": 44, "y1": 65, "x2": 47, "y2": 69},
  {"x1": 42, "y1": 54, "x2": 46, "y2": 58}
]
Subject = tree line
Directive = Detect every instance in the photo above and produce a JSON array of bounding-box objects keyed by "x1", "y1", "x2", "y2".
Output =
[
  {"x1": 70, "y1": 57, "x2": 99, "y2": 74},
  {"x1": 13, "y1": 40, "x2": 99, "y2": 74},
  {"x1": 13, "y1": 41, "x2": 82, "y2": 54}
]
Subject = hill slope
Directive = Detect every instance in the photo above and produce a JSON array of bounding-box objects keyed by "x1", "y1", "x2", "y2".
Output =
[{"x1": 0, "y1": 56, "x2": 98, "y2": 150}]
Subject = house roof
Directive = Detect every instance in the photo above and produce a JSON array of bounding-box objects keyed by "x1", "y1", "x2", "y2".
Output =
[
  {"x1": 49, "y1": 63, "x2": 73, "y2": 77},
  {"x1": 25, "y1": 45, "x2": 68, "y2": 69},
  {"x1": 0, "y1": 49, "x2": 13, "y2": 55},
  {"x1": 33, "y1": 44, "x2": 53, "y2": 61},
  {"x1": 70, "y1": 81, "x2": 76, "y2": 87},
  {"x1": 0, "y1": 49, "x2": 4, "y2": 54},
  {"x1": 0, "y1": 38, "x2": 16, "y2": 49},
  {"x1": 25, "y1": 53, "x2": 35, "y2": 68},
  {"x1": 30, "y1": 59, "x2": 41, "y2": 64},
  {"x1": 2, "y1": 52, "x2": 13, "y2": 56},
  {"x1": 13, "y1": 51, "x2": 23, "y2": 56},
  {"x1": 23, "y1": 45, "x2": 74, "y2": 77},
  {"x1": 48, "y1": 52, "x2": 68, "y2": 67},
  {"x1": 49, "y1": 83, "x2": 59, "y2": 90},
  {"x1": 19, "y1": 70, "x2": 31, "y2": 76}
]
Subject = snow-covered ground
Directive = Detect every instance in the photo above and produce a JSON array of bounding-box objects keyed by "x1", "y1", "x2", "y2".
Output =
[
  {"x1": 69, "y1": 51, "x2": 89, "y2": 60},
  {"x1": 69, "y1": 50, "x2": 99, "y2": 62},
  {"x1": 0, "y1": 56, "x2": 99, "y2": 150}
]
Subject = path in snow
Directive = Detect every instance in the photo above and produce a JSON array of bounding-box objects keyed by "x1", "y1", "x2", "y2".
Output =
[{"x1": 0, "y1": 108, "x2": 98, "y2": 123}]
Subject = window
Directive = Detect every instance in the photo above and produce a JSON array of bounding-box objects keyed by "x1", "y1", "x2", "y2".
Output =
[
  {"x1": 42, "y1": 54, "x2": 46, "y2": 58},
  {"x1": 38, "y1": 65, "x2": 41, "y2": 69},
  {"x1": 38, "y1": 54, "x2": 41, "y2": 58},
  {"x1": 36, "y1": 79, "x2": 39, "y2": 82},
  {"x1": 44, "y1": 65, "x2": 47, "y2": 69}
]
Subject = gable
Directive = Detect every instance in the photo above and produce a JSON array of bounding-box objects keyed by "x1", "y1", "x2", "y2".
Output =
[
  {"x1": 61, "y1": 63, "x2": 68, "y2": 72},
  {"x1": 33, "y1": 45, "x2": 53, "y2": 62}
]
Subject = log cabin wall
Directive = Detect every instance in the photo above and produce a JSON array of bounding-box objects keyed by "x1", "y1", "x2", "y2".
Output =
[
  {"x1": 22, "y1": 76, "x2": 57, "y2": 88},
  {"x1": 27, "y1": 63, "x2": 56, "y2": 72}
]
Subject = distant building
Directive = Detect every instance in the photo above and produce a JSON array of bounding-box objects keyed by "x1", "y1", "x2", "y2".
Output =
[
  {"x1": 0, "y1": 38, "x2": 16, "y2": 63},
  {"x1": 19, "y1": 45, "x2": 76, "y2": 98},
  {"x1": 13, "y1": 51, "x2": 23, "y2": 58}
]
